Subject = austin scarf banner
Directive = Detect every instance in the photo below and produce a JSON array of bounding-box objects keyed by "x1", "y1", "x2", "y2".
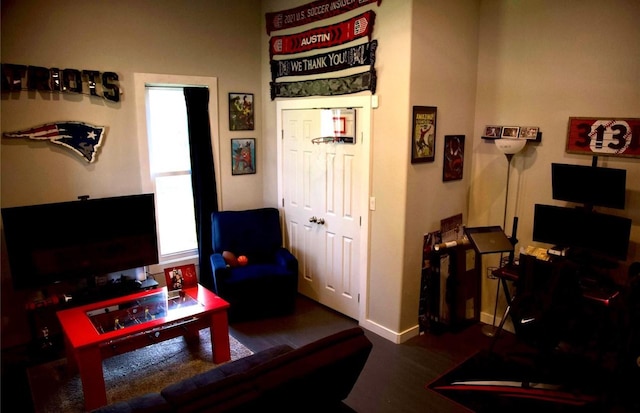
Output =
[
  {"x1": 265, "y1": 0, "x2": 382, "y2": 34},
  {"x1": 271, "y1": 40, "x2": 377, "y2": 81},
  {"x1": 270, "y1": 69, "x2": 376, "y2": 100},
  {"x1": 270, "y1": 10, "x2": 375, "y2": 57}
]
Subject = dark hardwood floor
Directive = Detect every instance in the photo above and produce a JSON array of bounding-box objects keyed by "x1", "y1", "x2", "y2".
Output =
[
  {"x1": 2, "y1": 293, "x2": 637, "y2": 412},
  {"x1": 229, "y1": 295, "x2": 638, "y2": 413},
  {"x1": 229, "y1": 295, "x2": 482, "y2": 413}
]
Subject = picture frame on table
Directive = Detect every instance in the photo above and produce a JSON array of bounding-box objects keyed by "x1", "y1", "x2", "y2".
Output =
[
  {"x1": 442, "y1": 135, "x2": 465, "y2": 182},
  {"x1": 229, "y1": 93, "x2": 254, "y2": 131},
  {"x1": 501, "y1": 126, "x2": 520, "y2": 138},
  {"x1": 164, "y1": 264, "x2": 197, "y2": 291},
  {"x1": 411, "y1": 106, "x2": 437, "y2": 163},
  {"x1": 231, "y1": 138, "x2": 256, "y2": 175}
]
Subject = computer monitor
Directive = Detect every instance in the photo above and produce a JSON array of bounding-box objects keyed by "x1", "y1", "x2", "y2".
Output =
[
  {"x1": 551, "y1": 163, "x2": 626, "y2": 210},
  {"x1": 532, "y1": 204, "x2": 631, "y2": 261}
]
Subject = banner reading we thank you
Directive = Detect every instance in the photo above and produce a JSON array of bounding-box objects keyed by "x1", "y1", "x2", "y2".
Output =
[
  {"x1": 266, "y1": 0, "x2": 382, "y2": 34},
  {"x1": 271, "y1": 40, "x2": 377, "y2": 81},
  {"x1": 270, "y1": 11, "x2": 375, "y2": 57}
]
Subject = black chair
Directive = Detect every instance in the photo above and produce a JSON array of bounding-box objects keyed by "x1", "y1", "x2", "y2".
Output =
[{"x1": 210, "y1": 208, "x2": 298, "y2": 321}]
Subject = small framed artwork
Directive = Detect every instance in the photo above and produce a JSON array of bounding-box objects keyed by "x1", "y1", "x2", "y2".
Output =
[
  {"x1": 443, "y1": 135, "x2": 465, "y2": 181},
  {"x1": 164, "y1": 264, "x2": 197, "y2": 291},
  {"x1": 520, "y1": 126, "x2": 540, "y2": 140},
  {"x1": 229, "y1": 93, "x2": 254, "y2": 131},
  {"x1": 483, "y1": 125, "x2": 502, "y2": 139},
  {"x1": 501, "y1": 126, "x2": 520, "y2": 138},
  {"x1": 411, "y1": 106, "x2": 437, "y2": 163},
  {"x1": 231, "y1": 138, "x2": 256, "y2": 175}
]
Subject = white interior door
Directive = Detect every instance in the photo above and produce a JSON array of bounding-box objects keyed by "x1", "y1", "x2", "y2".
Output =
[{"x1": 282, "y1": 108, "x2": 361, "y2": 319}]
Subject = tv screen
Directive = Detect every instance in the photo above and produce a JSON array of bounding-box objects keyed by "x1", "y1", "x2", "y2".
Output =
[
  {"x1": 551, "y1": 163, "x2": 626, "y2": 209},
  {"x1": 532, "y1": 204, "x2": 631, "y2": 261},
  {"x1": 2, "y1": 194, "x2": 159, "y2": 290}
]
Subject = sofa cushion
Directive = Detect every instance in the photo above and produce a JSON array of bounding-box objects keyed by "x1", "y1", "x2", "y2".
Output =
[
  {"x1": 90, "y1": 392, "x2": 171, "y2": 413},
  {"x1": 161, "y1": 344, "x2": 294, "y2": 412},
  {"x1": 244, "y1": 327, "x2": 373, "y2": 408}
]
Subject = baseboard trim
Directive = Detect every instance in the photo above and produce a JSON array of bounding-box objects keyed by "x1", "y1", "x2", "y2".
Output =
[
  {"x1": 359, "y1": 319, "x2": 420, "y2": 344},
  {"x1": 361, "y1": 313, "x2": 515, "y2": 344},
  {"x1": 480, "y1": 311, "x2": 515, "y2": 334}
]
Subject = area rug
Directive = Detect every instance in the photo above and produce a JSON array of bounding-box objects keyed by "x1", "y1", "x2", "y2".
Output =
[
  {"x1": 426, "y1": 350, "x2": 609, "y2": 413},
  {"x1": 27, "y1": 331, "x2": 253, "y2": 413}
]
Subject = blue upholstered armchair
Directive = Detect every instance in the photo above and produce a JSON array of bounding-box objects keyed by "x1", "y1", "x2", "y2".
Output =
[{"x1": 210, "y1": 208, "x2": 298, "y2": 321}]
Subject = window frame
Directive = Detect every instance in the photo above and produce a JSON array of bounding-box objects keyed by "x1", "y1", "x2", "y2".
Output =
[{"x1": 134, "y1": 73, "x2": 222, "y2": 276}]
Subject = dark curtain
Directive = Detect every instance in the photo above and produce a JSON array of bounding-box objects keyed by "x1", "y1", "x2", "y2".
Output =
[{"x1": 183, "y1": 87, "x2": 218, "y2": 292}]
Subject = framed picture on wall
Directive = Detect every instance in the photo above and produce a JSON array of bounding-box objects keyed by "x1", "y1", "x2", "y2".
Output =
[
  {"x1": 566, "y1": 117, "x2": 640, "y2": 158},
  {"x1": 231, "y1": 138, "x2": 256, "y2": 175},
  {"x1": 442, "y1": 135, "x2": 465, "y2": 181},
  {"x1": 411, "y1": 106, "x2": 437, "y2": 163},
  {"x1": 229, "y1": 93, "x2": 254, "y2": 131}
]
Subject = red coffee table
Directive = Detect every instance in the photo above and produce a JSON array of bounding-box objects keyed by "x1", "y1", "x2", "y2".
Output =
[{"x1": 56, "y1": 284, "x2": 230, "y2": 411}]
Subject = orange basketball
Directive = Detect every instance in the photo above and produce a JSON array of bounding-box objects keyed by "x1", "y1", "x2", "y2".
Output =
[{"x1": 237, "y1": 255, "x2": 248, "y2": 266}]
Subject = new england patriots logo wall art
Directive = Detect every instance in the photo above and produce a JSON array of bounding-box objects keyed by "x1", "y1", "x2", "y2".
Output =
[{"x1": 3, "y1": 121, "x2": 106, "y2": 163}]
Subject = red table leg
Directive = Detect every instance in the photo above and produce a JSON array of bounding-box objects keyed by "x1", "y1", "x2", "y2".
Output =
[
  {"x1": 75, "y1": 345, "x2": 108, "y2": 411},
  {"x1": 210, "y1": 310, "x2": 231, "y2": 364}
]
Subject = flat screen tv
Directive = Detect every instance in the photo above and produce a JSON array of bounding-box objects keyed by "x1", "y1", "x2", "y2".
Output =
[
  {"x1": 551, "y1": 163, "x2": 626, "y2": 209},
  {"x1": 1, "y1": 194, "x2": 159, "y2": 290},
  {"x1": 532, "y1": 203, "x2": 631, "y2": 261}
]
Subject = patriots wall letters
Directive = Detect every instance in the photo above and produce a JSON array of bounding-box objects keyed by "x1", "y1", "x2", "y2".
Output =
[{"x1": 1, "y1": 63, "x2": 120, "y2": 102}]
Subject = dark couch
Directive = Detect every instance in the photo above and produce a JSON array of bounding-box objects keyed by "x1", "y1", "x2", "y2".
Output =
[{"x1": 91, "y1": 327, "x2": 372, "y2": 412}]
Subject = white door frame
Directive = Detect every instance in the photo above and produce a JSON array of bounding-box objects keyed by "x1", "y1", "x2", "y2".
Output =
[{"x1": 276, "y1": 96, "x2": 372, "y2": 324}]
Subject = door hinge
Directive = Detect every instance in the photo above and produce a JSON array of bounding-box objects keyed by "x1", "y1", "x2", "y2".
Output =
[
  {"x1": 358, "y1": 293, "x2": 360, "y2": 303},
  {"x1": 359, "y1": 216, "x2": 361, "y2": 226},
  {"x1": 281, "y1": 129, "x2": 284, "y2": 139},
  {"x1": 282, "y1": 198, "x2": 284, "y2": 207}
]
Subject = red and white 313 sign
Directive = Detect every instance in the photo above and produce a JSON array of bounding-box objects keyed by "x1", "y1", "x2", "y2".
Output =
[{"x1": 566, "y1": 117, "x2": 640, "y2": 158}]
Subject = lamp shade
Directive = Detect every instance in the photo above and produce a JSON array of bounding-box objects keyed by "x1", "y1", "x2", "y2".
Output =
[{"x1": 494, "y1": 138, "x2": 526, "y2": 154}]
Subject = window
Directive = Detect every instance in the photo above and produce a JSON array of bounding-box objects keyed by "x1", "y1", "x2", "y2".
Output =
[
  {"x1": 134, "y1": 74, "x2": 220, "y2": 273},
  {"x1": 146, "y1": 86, "x2": 198, "y2": 258}
]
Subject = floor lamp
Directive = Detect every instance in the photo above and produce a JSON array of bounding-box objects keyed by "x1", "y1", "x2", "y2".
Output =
[{"x1": 481, "y1": 138, "x2": 527, "y2": 338}]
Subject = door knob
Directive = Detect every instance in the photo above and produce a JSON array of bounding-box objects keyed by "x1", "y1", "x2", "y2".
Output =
[
  {"x1": 317, "y1": 218, "x2": 325, "y2": 225},
  {"x1": 309, "y1": 216, "x2": 318, "y2": 223}
]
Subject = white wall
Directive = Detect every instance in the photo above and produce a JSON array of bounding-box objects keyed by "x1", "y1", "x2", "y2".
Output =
[
  {"x1": 402, "y1": 0, "x2": 480, "y2": 334},
  {"x1": 1, "y1": 0, "x2": 265, "y2": 347},
  {"x1": 470, "y1": 0, "x2": 640, "y2": 324},
  {"x1": 260, "y1": 0, "x2": 481, "y2": 340},
  {"x1": 2, "y1": 0, "x2": 638, "y2": 348}
]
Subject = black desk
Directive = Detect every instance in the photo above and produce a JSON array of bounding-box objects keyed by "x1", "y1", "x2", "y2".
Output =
[{"x1": 490, "y1": 254, "x2": 625, "y2": 356}]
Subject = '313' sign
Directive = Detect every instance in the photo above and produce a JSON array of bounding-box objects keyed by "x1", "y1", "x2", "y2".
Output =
[{"x1": 566, "y1": 117, "x2": 640, "y2": 158}]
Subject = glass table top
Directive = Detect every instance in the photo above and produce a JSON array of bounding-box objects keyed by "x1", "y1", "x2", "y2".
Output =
[{"x1": 85, "y1": 289, "x2": 201, "y2": 334}]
